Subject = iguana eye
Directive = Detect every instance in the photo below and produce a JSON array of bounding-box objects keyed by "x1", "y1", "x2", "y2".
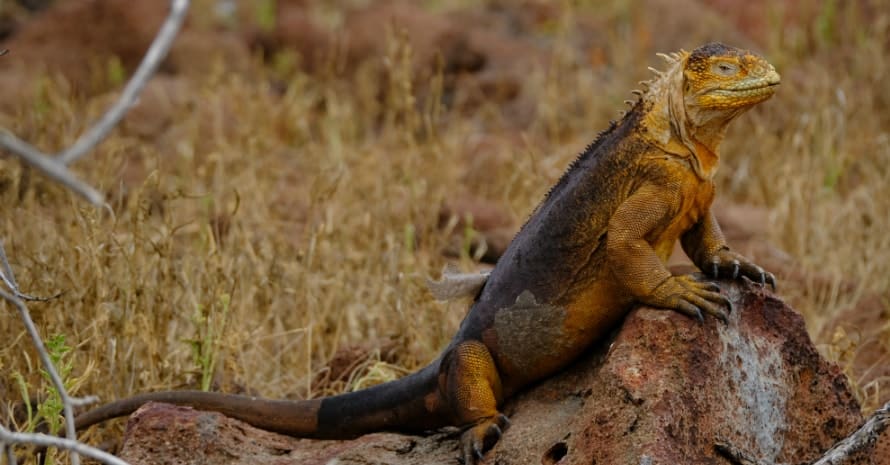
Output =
[{"x1": 712, "y1": 62, "x2": 738, "y2": 76}]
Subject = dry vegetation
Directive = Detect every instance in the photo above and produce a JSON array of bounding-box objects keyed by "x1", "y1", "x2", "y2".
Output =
[{"x1": 0, "y1": 0, "x2": 888, "y2": 460}]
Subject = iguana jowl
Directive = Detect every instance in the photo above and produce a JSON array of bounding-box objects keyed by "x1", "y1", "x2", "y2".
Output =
[{"x1": 73, "y1": 43, "x2": 780, "y2": 463}]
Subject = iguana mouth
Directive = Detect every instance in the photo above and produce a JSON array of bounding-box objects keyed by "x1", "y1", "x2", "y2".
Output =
[
  {"x1": 711, "y1": 82, "x2": 778, "y2": 98},
  {"x1": 722, "y1": 81, "x2": 780, "y2": 92}
]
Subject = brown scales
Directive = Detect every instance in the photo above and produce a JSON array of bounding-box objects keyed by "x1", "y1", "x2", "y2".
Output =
[{"x1": 71, "y1": 42, "x2": 780, "y2": 464}]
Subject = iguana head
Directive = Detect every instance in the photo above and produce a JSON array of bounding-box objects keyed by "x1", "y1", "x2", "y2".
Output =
[
  {"x1": 640, "y1": 43, "x2": 780, "y2": 178},
  {"x1": 681, "y1": 42, "x2": 780, "y2": 122}
]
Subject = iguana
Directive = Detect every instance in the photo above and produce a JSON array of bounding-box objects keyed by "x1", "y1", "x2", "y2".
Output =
[{"x1": 72, "y1": 43, "x2": 779, "y2": 463}]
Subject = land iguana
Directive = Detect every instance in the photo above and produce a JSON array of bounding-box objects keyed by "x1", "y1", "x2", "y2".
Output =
[{"x1": 73, "y1": 43, "x2": 779, "y2": 464}]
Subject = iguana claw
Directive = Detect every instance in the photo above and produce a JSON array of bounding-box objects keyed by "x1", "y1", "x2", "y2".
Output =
[
  {"x1": 645, "y1": 275, "x2": 729, "y2": 323},
  {"x1": 706, "y1": 249, "x2": 774, "y2": 293},
  {"x1": 459, "y1": 414, "x2": 510, "y2": 464},
  {"x1": 762, "y1": 271, "x2": 777, "y2": 291}
]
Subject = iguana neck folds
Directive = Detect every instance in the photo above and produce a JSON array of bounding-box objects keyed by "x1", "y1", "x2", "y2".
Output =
[{"x1": 639, "y1": 50, "x2": 720, "y2": 180}]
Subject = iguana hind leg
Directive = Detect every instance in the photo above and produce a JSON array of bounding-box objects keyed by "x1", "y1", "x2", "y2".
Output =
[{"x1": 440, "y1": 340, "x2": 509, "y2": 464}]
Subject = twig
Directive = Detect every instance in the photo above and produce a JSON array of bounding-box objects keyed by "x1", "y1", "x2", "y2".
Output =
[
  {"x1": 0, "y1": 131, "x2": 105, "y2": 205},
  {"x1": 812, "y1": 400, "x2": 889, "y2": 465},
  {"x1": 0, "y1": 238, "x2": 19, "y2": 290},
  {"x1": 0, "y1": 242, "x2": 96, "y2": 465},
  {"x1": 0, "y1": 2, "x2": 189, "y2": 464},
  {"x1": 0, "y1": 289, "x2": 86, "y2": 465},
  {"x1": 0, "y1": 0, "x2": 191, "y2": 206},
  {"x1": 3, "y1": 441, "x2": 18, "y2": 465},
  {"x1": 58, "y1": 0, "x2": 190, "y2": 165},
  {"x1": 0, "y1": 426, "x2": 130, "y2": 465},
  {"x1": 0, "y1": 240, "x2": 63, "y2": 302}
]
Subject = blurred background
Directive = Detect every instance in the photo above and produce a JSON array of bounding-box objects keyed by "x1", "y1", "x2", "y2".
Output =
[{"x1": 0, "y1": 0, "x2": 887, "y2": 452}]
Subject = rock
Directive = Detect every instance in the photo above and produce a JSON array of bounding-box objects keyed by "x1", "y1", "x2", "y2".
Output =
[
  {"x1": 242, "y1": 0, "x2": 332, "y2": 73},
  {"x1": 116, "y1": 280, "x2": 871, "y2": 464},
  {"x1": 684, "y1": 203, "x2": 889, "y2": 420},
  {"x1": 0, "y1": 0, "x2": 250, "y2": 102}
]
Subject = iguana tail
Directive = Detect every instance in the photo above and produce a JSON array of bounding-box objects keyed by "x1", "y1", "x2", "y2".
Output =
[{"x1": 75, "y1": 364, "x2": 446, "y2": 438}]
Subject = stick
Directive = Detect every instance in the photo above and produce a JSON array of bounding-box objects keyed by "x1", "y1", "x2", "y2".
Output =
[
  {"x1": 0, "y1": 426, "x2": 130, "y2": 465},
  {"x1": 0, "y1": 0, "x2": 191, "y2": 206},
  {"x1": 0, "y1": 131, "x2": 105, "y2": 205},
  {"x1": 58, "y1": 0, "x2": 190, "y2": 165}
]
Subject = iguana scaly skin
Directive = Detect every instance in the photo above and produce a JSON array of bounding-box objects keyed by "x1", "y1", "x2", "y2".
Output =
[{"x1": 73, "y1": 43, "x2": 780, "y2": 463}]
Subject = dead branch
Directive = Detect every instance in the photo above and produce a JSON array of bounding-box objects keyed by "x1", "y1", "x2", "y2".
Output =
[
  {"x1": 0, "y1": 426, "x2": 130, "y2": 465},
  {"x1": 58, "y1": 0, "x2": 189, "y2": 166},
  {"x1": 0, "y1": 289, "x2": 86, "y2": 465},
  {"x1": 0, "y1": 2, "x2": 191, "y2": 463},
  {"x1": 0, "y1": 0, "x2": 190, "y2": 206},
  {"x1": 0, "y1": 131, "x2": 105, "y2": 205}
]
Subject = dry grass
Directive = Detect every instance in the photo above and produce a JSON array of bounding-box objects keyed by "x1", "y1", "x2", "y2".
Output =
[{"x1": 1, "y1": 0, "x2": 888, "y2": 458}]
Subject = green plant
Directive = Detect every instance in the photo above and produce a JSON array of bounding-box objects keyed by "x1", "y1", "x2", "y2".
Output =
[
  {"x1": 38, "y1": 334, "x2": 73, "y2": 436},
  {"x1": 106, "y1": 55, "x2": 126, "y2": 87},
  {"x1": 255, "y1": 0, "x2": 276, "y2": 33},
  {"x1": 11, "y1": 334, "x2": 79, "y2": 464},
  {"x1": 186, "y1": 293, "x2": 232, "y2": 392}
]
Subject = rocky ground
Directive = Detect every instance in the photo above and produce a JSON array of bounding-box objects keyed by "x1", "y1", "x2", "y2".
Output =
[
  {"x1": 1, "y1": 0, "x2": 887, "y2": 463},
  {"x1": 115, "y1": 281, "x2": 877, "y2": 464}
]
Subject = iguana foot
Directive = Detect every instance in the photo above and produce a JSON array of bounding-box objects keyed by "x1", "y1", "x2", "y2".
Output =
[
  {"x1": 459, "y1": 414, "x2": 510, "y2": 464},
  {"x1": 645, "y1": 274, "x2": 732, "y2": 323},
  {"x1": 705, "y1": 248, "x2": 776, "y2": 290}
]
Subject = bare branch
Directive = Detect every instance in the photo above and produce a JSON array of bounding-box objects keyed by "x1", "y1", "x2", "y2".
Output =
[
  {"x1": 0, "y1": 130, "x2": 105, "y2": 205},
  {"x1": 0, "y1": 0, "x2": 190, "y2": 206},
  {"x1": 58, "y1": 0, "x2": 190, "y2": 165},
  {"x1": 0, "y1": 426, "x2": 130, "y2": 465},
  {"x1": 0, "y1": 240, "x2": 63, "y2": 301},
  {"x1": 0, "y1": 288, "x2": 84, "y2": 465},
  {"x1": 812, "y1": 400, "x2": 890, "y2": 465},
  {"x1": 0, "y1": 239, "x2": 19, "y2": 290},
  {"x1": 69, "y1": 396, "x2": 100, "y2": 408},
  {"x1": 4, "y1": 442, "x2": 19, "y2": 465},
  {"x1": 0, "y1": 2, "x2": 190, "y2": 464}
]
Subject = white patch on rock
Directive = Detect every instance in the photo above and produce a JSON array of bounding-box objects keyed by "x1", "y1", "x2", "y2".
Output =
[{"x1": 717, "y1": 285, "x2": 787, "y2": 461}]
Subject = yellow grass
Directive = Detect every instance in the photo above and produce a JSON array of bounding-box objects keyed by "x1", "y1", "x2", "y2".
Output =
[{"x1": 1, "y1": 1, "x2": 888, "y2": 459}]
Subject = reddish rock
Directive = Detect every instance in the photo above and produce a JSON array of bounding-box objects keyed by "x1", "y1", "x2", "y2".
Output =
[
  {"x1": 243, "y1": 0, "x2": 331, "y2": 72},
  {"x1": 0, "y1": 0, "x2": 250, "y2": 102},
  {"x1": 119, "y1": 75, "x2": 194, "y2": 140},
  {"x1": 677, "y1": 204, "x2": 890, "y2": 425},
  {"x1": 117, "y1": 280, "x2": 870, "y2": 464},
  {"x1": 0, "y1": 0, "x2": 170, "y2": 88}
]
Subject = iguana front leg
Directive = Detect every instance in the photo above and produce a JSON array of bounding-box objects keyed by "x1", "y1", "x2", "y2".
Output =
[
  {"x1": 681, "y1": 210, "x2": 776, "y2": 289},
  {"x1": 606, "y1": 184, "x2": 732, "y2": 322}
]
